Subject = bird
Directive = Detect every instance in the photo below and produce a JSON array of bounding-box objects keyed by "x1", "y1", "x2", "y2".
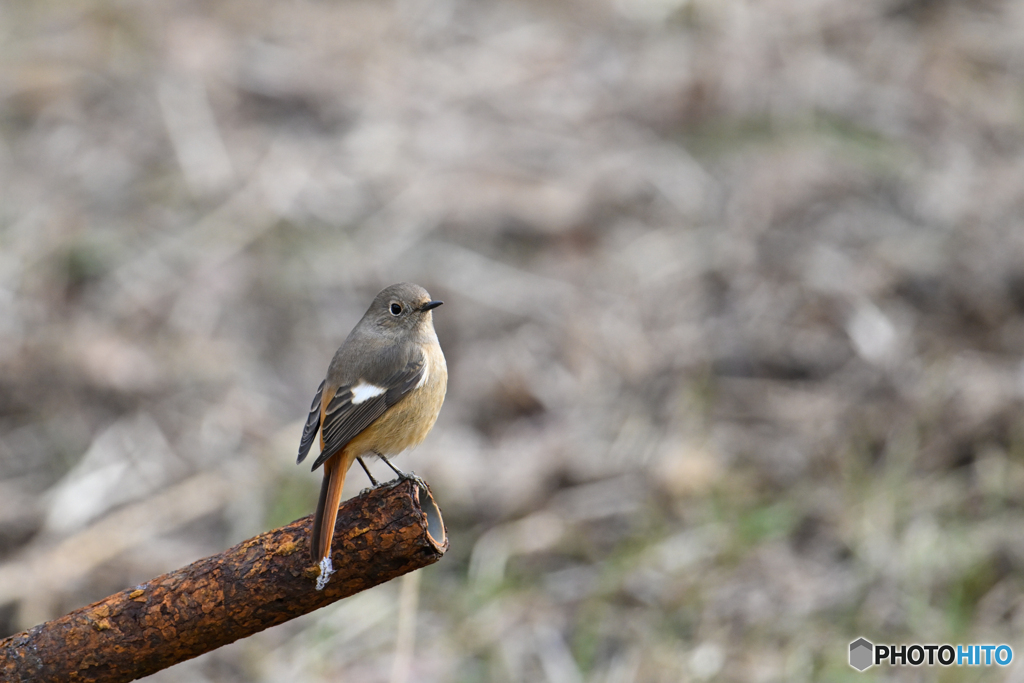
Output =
[{"x1": 296, "y1": 283, "x2": 447, "y2": 587}]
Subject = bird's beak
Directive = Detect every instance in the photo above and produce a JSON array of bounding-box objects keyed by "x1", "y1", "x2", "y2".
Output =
[{"x1": 420, "y1": 300, "x2": 443, "y2": 312}]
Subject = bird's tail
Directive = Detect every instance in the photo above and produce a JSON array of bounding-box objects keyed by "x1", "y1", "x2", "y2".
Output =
[{"x1": 311, "y1": 452, "x2": 349, "y2": 563}]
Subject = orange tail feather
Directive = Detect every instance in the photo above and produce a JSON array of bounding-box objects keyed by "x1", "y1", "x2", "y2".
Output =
[{"x1": 311, "y1": 452, "x2": 350, "y2": 563}]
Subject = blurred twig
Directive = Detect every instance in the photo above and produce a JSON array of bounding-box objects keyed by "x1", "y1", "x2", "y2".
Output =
[{"x1": 0, "y1": 479, "x2": 448, "y2": 683}]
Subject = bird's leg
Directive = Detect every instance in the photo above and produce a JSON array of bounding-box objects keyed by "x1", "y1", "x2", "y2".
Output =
[
  {"x1": 376, "y1": 452, "x2": 428, "y2": 489},
  {"x1": 356, "y1": 456, "x2": 379, "y2": 487}
]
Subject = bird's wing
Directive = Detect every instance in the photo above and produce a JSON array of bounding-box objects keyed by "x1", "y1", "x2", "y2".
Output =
[
  {"x1": 310, "y1": 352, "x2": 425, "y2": 471},
  {"x1": 296, "y1": 379, "x2": 325, "y2": 464}
]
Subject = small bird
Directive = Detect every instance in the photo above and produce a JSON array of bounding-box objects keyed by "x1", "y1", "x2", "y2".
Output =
[{"x1": 296, "y1": 283, "x2": 447, "y2": 587}]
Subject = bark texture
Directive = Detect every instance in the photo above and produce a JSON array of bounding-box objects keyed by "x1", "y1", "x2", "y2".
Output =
[{"x1": 0, "y1": 479, "x2": 447, "y2": 682}]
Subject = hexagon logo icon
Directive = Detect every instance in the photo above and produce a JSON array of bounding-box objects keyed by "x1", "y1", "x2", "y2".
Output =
[{"x1": 849, "y1": 638, "x2": 873, "y2": 671}]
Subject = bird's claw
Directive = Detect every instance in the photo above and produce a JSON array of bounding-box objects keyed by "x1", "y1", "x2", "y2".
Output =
[
  {"x1": 396, "y1": 470, "x2": 429, "y2": 491},
  {"x1": 375, "y1": 453, "x2": 428, "y2": 491}
]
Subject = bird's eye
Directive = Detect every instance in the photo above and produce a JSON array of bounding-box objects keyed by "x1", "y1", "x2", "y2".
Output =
[{"x1": 390, "y1": 303, "x2": 403, "y2": 316}]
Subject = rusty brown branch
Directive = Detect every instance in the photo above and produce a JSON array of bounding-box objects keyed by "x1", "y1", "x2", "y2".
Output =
[{"x1": 0, "y1": 479, "x2": 448, "y2": 683}]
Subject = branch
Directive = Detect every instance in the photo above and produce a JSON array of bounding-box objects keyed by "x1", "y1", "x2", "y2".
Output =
[{"x1": 0, "y1": 479, "x2": 448, "y2": 683}]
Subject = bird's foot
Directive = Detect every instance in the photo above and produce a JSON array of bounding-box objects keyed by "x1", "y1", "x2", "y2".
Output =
[
  {"x1": 398, "y1": 470, "x2": 429, "y2": 491},
  {"x1": 377, "y1": 453, "x2": 429, "y2": 491},
  {"x1": 356, "y1": 456, "x2": 379, "y2": 487}
]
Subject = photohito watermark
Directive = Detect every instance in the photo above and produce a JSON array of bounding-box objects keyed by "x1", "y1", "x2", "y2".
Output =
[{"x1": 849, "y1": 638, "x2": 1013, "y2": 671}]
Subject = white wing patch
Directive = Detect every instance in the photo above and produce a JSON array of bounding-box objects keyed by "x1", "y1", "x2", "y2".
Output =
[
  {"x1": 351, "y1": 381, "x2": 387, "y2": 404},
  {"x1": 416, "y1": 362, "x2": 430, "y2": 389}
]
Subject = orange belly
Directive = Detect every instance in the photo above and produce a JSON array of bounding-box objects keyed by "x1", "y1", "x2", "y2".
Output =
[{"x1": 343, "y1": 343, "x2": 447, "y2": 459}]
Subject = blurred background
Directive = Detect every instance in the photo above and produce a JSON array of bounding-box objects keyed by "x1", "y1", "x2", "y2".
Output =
[{"x1": 3, "y1": 0, "x2": 1024, "y2": 680}]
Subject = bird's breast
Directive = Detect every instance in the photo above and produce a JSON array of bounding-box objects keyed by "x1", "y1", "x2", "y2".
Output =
[{"x1": 347, "y1": 341, "x2": 447, "y2": 457}]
